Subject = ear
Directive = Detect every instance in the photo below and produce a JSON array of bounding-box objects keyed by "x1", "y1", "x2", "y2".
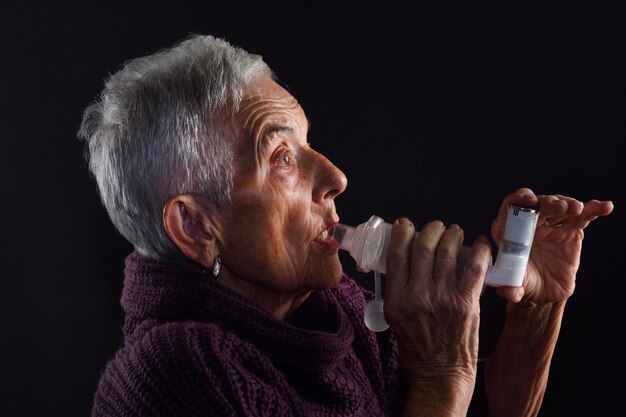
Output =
[{"x1": 162, "y1": 194, "x2": 220, "y2": 269}]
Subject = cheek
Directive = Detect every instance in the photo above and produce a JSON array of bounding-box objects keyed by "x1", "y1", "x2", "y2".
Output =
[
  {"x1": 222, "y1": 178, "x2": 317, "y2": 278},
  {"x1": 220, "y1": 198, "x2": 290, "y2": 273},
  {"x1": 237, "y1": 236, "x2": 276, "y2": 276}
]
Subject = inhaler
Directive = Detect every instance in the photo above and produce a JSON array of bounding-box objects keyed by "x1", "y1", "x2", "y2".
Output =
[{"x1": 330, "y1": 205, "x2": 539, "y2": 332}]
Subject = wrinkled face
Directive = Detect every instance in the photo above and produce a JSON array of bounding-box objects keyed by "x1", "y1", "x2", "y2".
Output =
[{"x1": 217, "y1": 78, "x2": 347, "y2": 294}]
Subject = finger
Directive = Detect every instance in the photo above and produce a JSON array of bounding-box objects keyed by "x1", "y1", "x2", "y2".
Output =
[
  {"x1": 410, "y1": 220, "x2": 446, "y2": 292},
  {"x1": 458, "y1": 235, "x2": 491, "y2": 299},
  {"x1": 433, "y1": 224, "x2": 464, "y2": 293},
  {"x1": 557, "y1": 195, "x2": 585, "y2": 216},
  {"x1": 386, "y1": 218, "x2": 416, "y2": 295},
  {"x1": 495, "y1": 285, "x2": 525, "y2": 303},
  {"x1": 574, "y1": 199, "x2": 614, "y2": 229},
  {"x1": 537, "y1": 194, "x2": 583, "y2": 227}
]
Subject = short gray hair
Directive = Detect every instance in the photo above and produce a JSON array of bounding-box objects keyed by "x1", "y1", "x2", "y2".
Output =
[{"x1": 78, "y1": 34, "x2": 272, "y2": 265}]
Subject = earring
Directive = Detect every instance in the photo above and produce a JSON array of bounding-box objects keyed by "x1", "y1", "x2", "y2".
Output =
[{"x1": 212, "y1": 255, "x2": 222, "y2": 278}]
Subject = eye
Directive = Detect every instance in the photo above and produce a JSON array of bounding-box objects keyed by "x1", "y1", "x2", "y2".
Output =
[{"x1": 277, "y1": 150, "x2": 292, "y2": 166}]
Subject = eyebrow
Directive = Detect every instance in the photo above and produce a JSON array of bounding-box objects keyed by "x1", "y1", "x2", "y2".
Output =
[
  {"x1": 257, "y1": 124, "x2": 296, "y2": 155},
  {"x1": 261, "y1": 123, "x2": 294, "y2": 138},
  {"x1": 259, "y1": 123, "x2": 295, "y2": 143},
  {"x1": 256, "y1": 118, "x2": 312, "y2": 155}
]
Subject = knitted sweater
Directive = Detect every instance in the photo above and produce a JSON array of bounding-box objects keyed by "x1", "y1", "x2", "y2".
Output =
[{"x1": 91, "y1": 252, "x2": 406, "y2": 416}]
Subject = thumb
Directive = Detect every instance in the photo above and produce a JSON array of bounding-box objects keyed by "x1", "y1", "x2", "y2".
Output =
[{"x1": 495, "y1": 286, "x2": 525, "y2": 303}]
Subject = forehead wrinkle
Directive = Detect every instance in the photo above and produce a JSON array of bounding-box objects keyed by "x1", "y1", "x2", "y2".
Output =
[
  {"x1": 239, "y1": 99, "x2": 302, "y2": 155},
  {"x1": 239, "y1": 96, "x2": 301, "y2": 133},
  {"x1": 234, "y1": 85, "x2": 306, "y2": 174}
]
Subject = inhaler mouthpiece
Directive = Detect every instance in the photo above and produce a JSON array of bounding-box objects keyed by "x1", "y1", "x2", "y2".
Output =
[{"x1": 330, "y1": 216, "x2": 391, "y2": 274}]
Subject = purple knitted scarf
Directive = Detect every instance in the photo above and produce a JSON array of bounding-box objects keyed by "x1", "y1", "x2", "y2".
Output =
[{"x1": 91, "y1": 252, "x2": 405, "y2": 416}]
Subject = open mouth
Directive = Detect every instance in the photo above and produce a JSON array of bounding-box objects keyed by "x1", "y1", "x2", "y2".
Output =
[
  {"x1": 314, "y1": 222, "x2": 337, "y2": 243},
  {"x1": 316, "y1": 228, "x2": 330, "y2": 241}
]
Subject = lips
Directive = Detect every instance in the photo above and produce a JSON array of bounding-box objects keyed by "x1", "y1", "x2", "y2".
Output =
[
  {"x1": 313, "y1": 221, "x2": 338, "y2": 246},
  {"x1": 316, "y1": 221, "x2": 336, "y2": 239}
]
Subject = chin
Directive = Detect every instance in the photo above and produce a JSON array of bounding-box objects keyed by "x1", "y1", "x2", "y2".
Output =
[{"x1": 316, "y1": 261, "x2": 344, "y2": 290}]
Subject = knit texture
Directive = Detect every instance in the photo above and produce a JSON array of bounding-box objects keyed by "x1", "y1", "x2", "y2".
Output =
[{"x1": 91, "y1": 252, "x2": 406, "y2": 416}]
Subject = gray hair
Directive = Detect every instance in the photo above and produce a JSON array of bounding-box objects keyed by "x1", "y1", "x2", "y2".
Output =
[{"x1": 78, "y1": 34, "x2": 273, "y2": 266}]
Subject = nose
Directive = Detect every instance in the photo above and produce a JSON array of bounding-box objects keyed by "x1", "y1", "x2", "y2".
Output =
[{"x1": 311, "y1": 150, "x2": 348, "y2": 204}]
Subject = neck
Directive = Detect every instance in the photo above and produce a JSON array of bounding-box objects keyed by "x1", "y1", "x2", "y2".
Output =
[{"x1": 216, "y1": 267, "x2": 313, "y2": 321}]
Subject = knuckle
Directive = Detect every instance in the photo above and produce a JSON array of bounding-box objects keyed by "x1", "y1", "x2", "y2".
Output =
[
  {"x1": 414, "y1": 243, "x2": 435, "y2": 259},
  {"x1": 435, "y1": 246, "x2": 456, "y2": 263},
  {"x1": 464, "y1": 261, "x2": 487, "y2": 279},
  {"x1": 387, "y1": 251, "x2": 405, "y2": 263}
]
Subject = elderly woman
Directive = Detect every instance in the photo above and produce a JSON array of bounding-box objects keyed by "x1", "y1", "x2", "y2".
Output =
[{"x1": 79, "y1": 35, "x2": 612, "y2": 417}]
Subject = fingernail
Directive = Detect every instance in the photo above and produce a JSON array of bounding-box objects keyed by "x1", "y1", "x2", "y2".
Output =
[{"x1": 395, "y1": 218, "x2": 414, "y2": 228}]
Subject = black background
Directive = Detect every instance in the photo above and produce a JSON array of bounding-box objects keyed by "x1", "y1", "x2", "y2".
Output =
[{"x1": 2, "y1": 1, "x2": 624, "y2": 416}]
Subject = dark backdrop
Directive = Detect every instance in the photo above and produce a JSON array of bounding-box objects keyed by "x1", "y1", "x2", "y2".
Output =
[{"x1": 2, "y1": 1, "x2": 624, "y2": 416}]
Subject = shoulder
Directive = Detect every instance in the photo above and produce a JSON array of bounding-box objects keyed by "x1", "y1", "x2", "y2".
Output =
[
  {"x1": 103, "y1": 320, "x2": 269, "y2": 380},
  {"x1": 92, "y1": 321, "x2": 267, "y2": 417}
]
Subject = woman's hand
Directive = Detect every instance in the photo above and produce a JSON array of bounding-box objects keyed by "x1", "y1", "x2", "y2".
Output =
[
  {"x1": 384, "y1": 218, "x2": 492, "y2": 415},
  {"x1": 491, "y1": 188, "x2": 614, "y2": 305}
]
